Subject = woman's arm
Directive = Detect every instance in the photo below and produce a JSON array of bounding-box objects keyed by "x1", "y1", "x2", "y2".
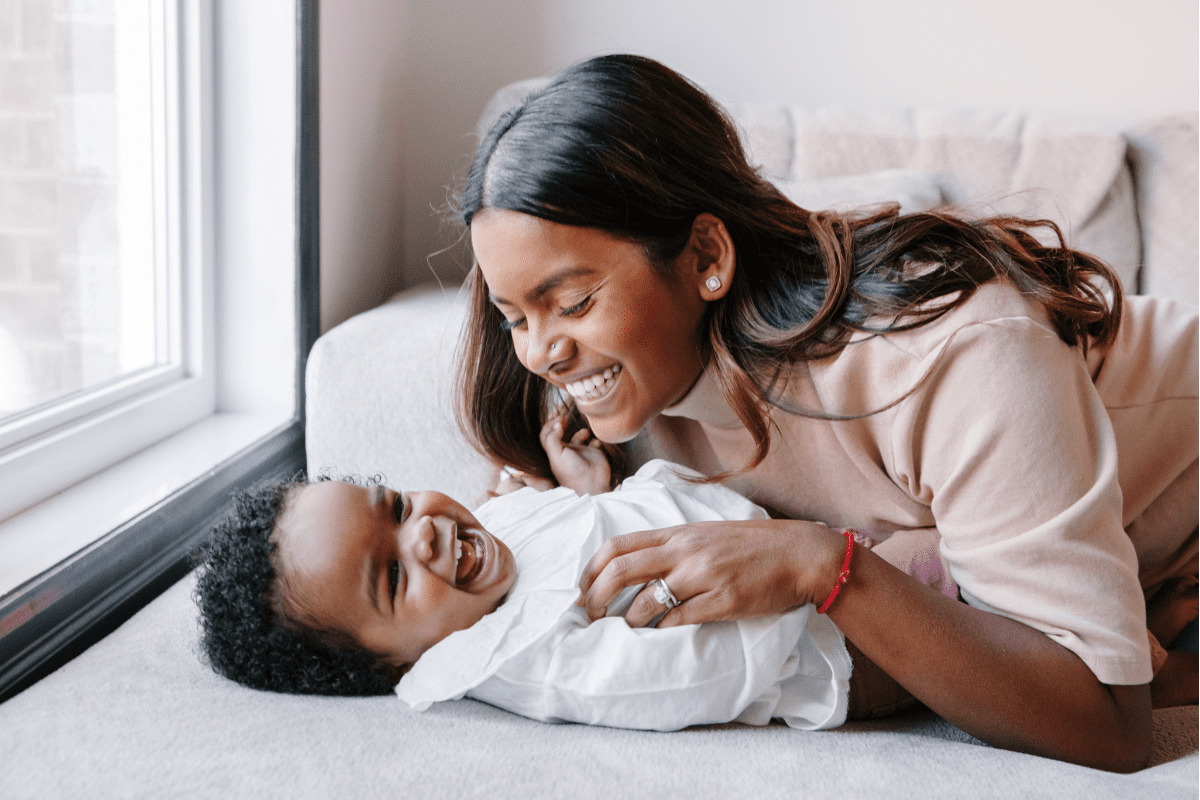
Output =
[
  {"x1": 832, "y1": 542, "x2": 1152, "y2": 773},
  {"x1": 576, "y1": 519, "x2": 1152, "y2": 772}
]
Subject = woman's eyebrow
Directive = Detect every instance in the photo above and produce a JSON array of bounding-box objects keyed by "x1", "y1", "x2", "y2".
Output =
[{"x1": 488, "y1": 266, "x2": 596, "y2": 306}]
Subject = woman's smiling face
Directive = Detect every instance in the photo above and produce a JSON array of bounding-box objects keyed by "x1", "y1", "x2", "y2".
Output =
[
  {"x1": 275, "y1": 481, "x2": 516, "y2": 668},
  {"x1": 471, "y1": 208, "x2": 710, "y2": 444}
]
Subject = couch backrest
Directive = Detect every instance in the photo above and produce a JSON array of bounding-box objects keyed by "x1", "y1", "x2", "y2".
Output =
[
  {"x1": 728, "y1": 101, "x2": 1141, "y2": 291},
  {"x1": 1123, "y1": 116, "x2": 1199, "y2": 300}
]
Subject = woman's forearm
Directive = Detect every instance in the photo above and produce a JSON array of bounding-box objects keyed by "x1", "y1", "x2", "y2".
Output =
[
  {"x1": 576, "y1": 517, "x2": 1153, "y2": 771},
  {"x1": 829, "y1": 545, "x2": 1152, "y2": 773}
]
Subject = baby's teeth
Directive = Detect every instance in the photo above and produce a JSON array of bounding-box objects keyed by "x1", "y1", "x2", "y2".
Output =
[{"x1": 455, "y1": 540, "x2": 462, "y2": 564}]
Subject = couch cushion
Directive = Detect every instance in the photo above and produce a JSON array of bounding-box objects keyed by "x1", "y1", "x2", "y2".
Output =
[
  {"x1": 725, "y1": 102, "x2": 1142, "y2": 292},
  {"x1": 774, "y1": 169, "x2": 944, "y2": 215},
  {"x1": 305, "y1": 286, "x2": 493, "y2": 506},
  {"x1": 1124, "y1": 115, "x2": 1199, "y2": 302}
]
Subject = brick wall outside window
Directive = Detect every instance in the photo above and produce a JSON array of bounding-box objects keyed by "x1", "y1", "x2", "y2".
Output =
[{"x1": 0, "y1": 0, "x2": 119, "y2": 415}]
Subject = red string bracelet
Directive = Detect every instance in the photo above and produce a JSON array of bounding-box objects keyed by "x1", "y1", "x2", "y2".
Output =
[{"x1": 816, "y1": 529, "x2": 855, "y2": 614}]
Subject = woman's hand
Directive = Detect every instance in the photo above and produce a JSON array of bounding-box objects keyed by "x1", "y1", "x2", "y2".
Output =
[
  {"x1": 576, "y1": 518, "x2": 846, "y2": 627},
  {"x1": 540, "y1": 409, "x2": 612, "y2": 496}
]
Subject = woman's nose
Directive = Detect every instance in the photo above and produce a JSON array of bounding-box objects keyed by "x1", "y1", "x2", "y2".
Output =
[{"x1": 523, "y1": 323, "x2": 570, "y2": 375}]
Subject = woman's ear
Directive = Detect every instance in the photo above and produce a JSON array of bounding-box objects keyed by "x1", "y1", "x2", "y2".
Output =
[{"x1": 686, "y1": 213, "x2": 735, "y2": 300}]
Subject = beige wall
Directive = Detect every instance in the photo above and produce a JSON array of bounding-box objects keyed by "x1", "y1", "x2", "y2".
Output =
[
  {"x1": 321, "y1": 0, "x2": 1199, "y2": 332},
  {"x1": 319, "y1": 0, "x2": 410, "y2": 333}
]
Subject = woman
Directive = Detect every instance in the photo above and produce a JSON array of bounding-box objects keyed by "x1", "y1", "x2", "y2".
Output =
[{"x1": 453, "y1": 54, "x2": 1197, "y2": 772}]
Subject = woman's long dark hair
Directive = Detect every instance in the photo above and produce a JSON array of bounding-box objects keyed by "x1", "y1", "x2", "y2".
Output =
[{"x1": 455, "y1": 54, "x2": 1122, "y2": 479}]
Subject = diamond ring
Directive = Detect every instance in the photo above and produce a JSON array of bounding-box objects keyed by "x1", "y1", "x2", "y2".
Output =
[{"x1": 652, "y1": 578, "x2": 679, "y2": 609}]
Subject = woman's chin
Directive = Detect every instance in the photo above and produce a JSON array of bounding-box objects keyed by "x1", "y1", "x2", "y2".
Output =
[{"x1": 582, "y1": 412, "x2": 643, "y2": 445}]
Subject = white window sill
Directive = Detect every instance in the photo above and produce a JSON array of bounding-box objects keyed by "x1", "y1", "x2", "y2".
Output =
[{"x1": 0, "y1": 410, "x2": 291, "y2": 599}]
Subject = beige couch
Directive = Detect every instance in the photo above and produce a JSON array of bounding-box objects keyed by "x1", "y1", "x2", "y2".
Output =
[{"x1": 1, "y1": 82, "x2": 1194, "y2": 798}]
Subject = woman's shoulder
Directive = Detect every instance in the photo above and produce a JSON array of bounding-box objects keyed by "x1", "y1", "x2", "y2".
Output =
[
  {"x1": 800, "y1": 279, "x2": 1064, "y2": 413},
  {"x1": 865, "y1": 279, "x2": 1056, "y2": 362}
]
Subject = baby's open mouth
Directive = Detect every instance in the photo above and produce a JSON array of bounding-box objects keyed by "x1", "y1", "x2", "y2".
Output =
[
  {"x1": 565, "y1": 364, "x2": 621, "y2": 402},
  {"x1": 454, "y1": 530, "x2": 485, "y2": 586}
]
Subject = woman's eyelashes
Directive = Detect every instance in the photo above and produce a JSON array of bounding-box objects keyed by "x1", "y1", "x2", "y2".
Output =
[
  {"x1": 496, "y1": 295, "x2": 593, "y2": 333},
  {"x1": 559, "y1": 295, "x2": 592, "y2": 318}
]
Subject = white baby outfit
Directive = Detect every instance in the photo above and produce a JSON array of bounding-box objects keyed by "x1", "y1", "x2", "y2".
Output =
[{"x1": 395, "y1": 460, "x2": 853, "y2": 731}]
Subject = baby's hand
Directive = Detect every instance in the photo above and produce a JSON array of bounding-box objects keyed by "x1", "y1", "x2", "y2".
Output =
[{"x1": 540, "y1": 410, "x2": 612, "y2": 496}]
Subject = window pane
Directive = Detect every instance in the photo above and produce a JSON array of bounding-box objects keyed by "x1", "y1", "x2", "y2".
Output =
[{"x1": 0, "y1": 0, "x2": 163, "y2": 420}]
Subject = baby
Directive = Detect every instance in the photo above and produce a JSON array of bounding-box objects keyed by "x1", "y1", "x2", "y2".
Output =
[{"x1": 195, "y1": 414, "x2": 954, "y2": 730}]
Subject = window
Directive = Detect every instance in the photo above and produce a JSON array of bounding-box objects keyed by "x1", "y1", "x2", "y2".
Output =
[
  {"x1": 0, "y1": 0, "x2": 211, "y2": 524},
  {"x1": 0, "y1": 0, "x2": 318, "y2": 701}
]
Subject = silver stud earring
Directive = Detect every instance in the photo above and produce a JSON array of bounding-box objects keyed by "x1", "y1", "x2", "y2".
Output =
[{"x1": 705, "y1": 275, "x2": 722, "y2": 292}]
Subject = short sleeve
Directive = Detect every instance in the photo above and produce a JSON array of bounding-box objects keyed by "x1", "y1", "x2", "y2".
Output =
[{"x1": 891, "y1": 317, "x2": 1152, "y2": 685}]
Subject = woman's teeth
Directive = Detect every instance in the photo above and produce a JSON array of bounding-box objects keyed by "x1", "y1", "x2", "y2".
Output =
[{"x1": 565, "y1": 364, "x2": 621, "y2": 401}]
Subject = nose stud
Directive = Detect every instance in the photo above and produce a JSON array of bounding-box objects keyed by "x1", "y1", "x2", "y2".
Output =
[{"x1": 705, "y1": 275, "x2": 722, "y2": 292}]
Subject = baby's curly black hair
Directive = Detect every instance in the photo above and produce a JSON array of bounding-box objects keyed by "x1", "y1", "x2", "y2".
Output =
[{"x1": 192, "y1": 476, "x2": 403, "y2": 696}]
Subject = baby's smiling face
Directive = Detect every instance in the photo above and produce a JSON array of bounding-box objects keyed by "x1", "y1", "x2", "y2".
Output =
[{"x1": 274, "y1": 481, "x2": 516, "y2": 669}]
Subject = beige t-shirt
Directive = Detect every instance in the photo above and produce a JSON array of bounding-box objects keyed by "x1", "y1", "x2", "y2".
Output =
[{"x1": 647, "y1": 280, "x2": 1198, "y2": 686}]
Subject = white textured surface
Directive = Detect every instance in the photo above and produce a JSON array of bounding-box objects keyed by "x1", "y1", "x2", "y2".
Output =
[
  {"x1": 304, "y1": 285, "x2": 493, "y2": 506},
  {"x1": 0, "y1": 573, "x2": 1194, "y2": 799}
]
